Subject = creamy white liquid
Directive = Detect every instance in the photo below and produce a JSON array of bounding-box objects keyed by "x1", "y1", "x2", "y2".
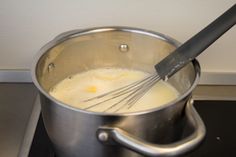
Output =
[{"x1": 49, "y1": 68, "x2": 179, "y2": 113}]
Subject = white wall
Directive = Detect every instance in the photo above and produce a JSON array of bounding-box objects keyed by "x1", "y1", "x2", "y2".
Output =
[{"x1": 0, "y1": 0, "x2": 235, "y2": 74}]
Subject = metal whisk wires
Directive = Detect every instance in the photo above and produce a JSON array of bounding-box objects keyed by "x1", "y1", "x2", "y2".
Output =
[
  {"x1": 81, "y1": 4, "x2": 236, "y2": 113},
  {"x1": 82, "y1": 74, "x2": 160, "y2": 112}
]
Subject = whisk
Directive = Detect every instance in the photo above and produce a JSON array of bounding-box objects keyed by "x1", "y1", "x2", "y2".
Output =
[{"x1": 83, "y1": 4, "x2": 236, "y2": 112}]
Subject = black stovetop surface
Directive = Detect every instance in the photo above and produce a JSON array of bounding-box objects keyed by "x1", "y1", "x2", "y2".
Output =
[{"x1": 28, "y1": 100, "x2": 236, "y2": 157}]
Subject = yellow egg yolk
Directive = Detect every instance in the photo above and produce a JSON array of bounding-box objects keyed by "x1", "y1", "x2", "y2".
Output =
[{"x1": 85, "y1": 86, "x2": 97, "y2": 93}]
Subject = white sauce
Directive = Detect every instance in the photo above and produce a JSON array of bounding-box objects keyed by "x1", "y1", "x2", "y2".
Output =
[{"x1": 49, "y1": 68, "x2": 179, "y2": 113}]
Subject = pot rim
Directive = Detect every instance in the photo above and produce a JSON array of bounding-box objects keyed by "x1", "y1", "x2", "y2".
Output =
[{"x1": 31, "y1": 26, "x2": 200, "y2": 116}]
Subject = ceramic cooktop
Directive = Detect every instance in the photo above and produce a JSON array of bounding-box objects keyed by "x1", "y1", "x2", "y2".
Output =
[{"x1": 28, "y1": 100, "x2": 236, "y2": 157}]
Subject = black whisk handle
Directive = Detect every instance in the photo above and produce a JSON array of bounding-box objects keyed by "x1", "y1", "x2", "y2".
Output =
[{"x1": 155, "y1": 4, "x2": 236, "y2": 80}]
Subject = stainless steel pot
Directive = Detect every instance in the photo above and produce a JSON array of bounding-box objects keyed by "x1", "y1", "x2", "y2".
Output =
[{"x1": 31, "y1": 27, "x2": 206, "y2": 157}]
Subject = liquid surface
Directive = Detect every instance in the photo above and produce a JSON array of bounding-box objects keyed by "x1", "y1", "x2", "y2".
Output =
[{"x1": 49, "y1": 68, "x2": 179, "y2": 113}]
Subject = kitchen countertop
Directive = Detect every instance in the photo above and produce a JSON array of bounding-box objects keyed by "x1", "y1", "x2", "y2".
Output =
[
  {"x1": 0, "y1": 83, "x2": 38, "y2": 157},
  {"x1": 0, "y1": 83, "x2": 236, "y2": 157}
]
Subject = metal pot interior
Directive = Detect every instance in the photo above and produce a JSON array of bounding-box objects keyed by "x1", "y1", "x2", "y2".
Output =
[{"x1": 34, "y1": 27, "x2": 199, "y2": 110}]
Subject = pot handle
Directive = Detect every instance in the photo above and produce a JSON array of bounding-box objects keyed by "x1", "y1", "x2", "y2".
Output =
[{"x1": 97, "y1": 100, "x2": 206, "y2": 157}]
